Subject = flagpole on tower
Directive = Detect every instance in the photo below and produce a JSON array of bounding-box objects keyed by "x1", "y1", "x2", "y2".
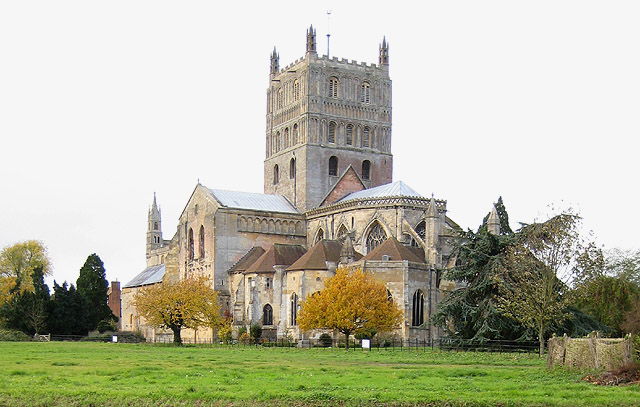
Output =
[{"x1": 326, "y1": 10, "x2": 332, "y2": 57}]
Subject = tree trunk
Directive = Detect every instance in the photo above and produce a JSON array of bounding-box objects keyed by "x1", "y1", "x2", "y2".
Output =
[
  {"x1": 172, "y1": 325, "x2": 182, "y2": 346},
  {"x1": 344, "y1": 331, "x2": 350, "y2": 350},
  {"x1": 538, "y1": 326, "x2": 544, "y2": 357}
]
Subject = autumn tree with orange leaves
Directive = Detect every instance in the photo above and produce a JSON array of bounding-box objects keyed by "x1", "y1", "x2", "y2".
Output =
[
  {"x1": 133, "y1": 276, "x2": 220, "y2": 345},
  {"x1": 298, "y1": 267, "x2": 402, "y2": 349}
]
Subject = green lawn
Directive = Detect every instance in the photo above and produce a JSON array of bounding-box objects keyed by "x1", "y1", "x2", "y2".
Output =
[{"x1": 0, "y1": 342, "x2": 636, "y2": 406}]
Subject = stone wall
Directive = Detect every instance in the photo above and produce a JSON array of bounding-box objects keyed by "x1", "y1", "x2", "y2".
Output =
[{"x1": 547, "y1": 334, "x2": 634, "y2": 371}]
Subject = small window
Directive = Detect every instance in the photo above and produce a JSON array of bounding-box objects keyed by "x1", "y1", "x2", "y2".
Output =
[
  {"x1": 188, "y1": 228, "x2": 194, "y2": 261},
  {"x1": 293, "y1": 124, "x2": 298, "y2": 145},
  {"x1": 315, "y1": 228, "x2": 324, "y2": 244},
  {"x1": 266, "y1": 277, "x2": 272, "y2": 290},
  {"x1": 412, "y1": 290, "x2": 425, "y2": 326},
  {"x1": 327, "y1": 122, "x2": 336, "y2": 143},
  {"x1": 345, "y1": 124, "x2": 353, "y2": 145},
  {"x1": 275, "y1": 131, "x2": 281, "y2": 153},
  {"x1": 290, "y1": 293, "x2": 298, "y2": 326},
  {"x1": 328, "y1": 156, "x2": 338, "y2": 176},
  {"x1": 273, "y1": 164, "x2": 279, "y2": 185},
  {"x1": 153, "y1": 222, "x2": 158, "y2": 230},
  {"x1": 361, "y1": 82, "x2": 370, "y2": 104},
  {"x1": 337, "y1": 225, "x2": 348, "y2": 240},
  {"x1": 289, "y1": 158, "x2": 296, "y2": 179},
  {"x1": 199, "y1": 225, "x2": 205, "y2": 259},
  {"x1": 363, "y1": 127, "x2": 370, "y2": 148},
  {"x1": 264, "y1": 304, "x2": 273, "y2": 325},
  {"x1": 284, "y1": 127, "x2": 290, "y2": 148},
  {"x1": 328, "y1": 77, "x2": 338, "y2": 98},
  {"x1": 362, "y1": 160, "x2": 371, "y2": 180}
]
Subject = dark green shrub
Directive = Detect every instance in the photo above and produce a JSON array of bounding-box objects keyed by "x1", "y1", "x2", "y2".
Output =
[
  {"x1": 237, "y1": 326, "x2": 247, "y2": 339},
  {"x1": 0, "y1": 329, "x2": 32, "y2": 342},
  {"x1": 319, "y1": 333, "x2": 333, "y2": 347},
  {"x1": 250, "y1": 323, "x2": 262, "y2": 339},
  {"x1": 96, "y1": 319, "x2": 117, "y2": 333}
]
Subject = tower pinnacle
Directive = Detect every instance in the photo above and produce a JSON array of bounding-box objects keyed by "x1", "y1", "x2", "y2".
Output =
[
  {"x1": 306, "y1": 24, "x2": 317, "y2": 55},
  {"x1": 379, "y1": 37, "x2": 389, "y2": 65},
  {"x1": 270, "y1": 47, "x2": 279, "y2": 76}
]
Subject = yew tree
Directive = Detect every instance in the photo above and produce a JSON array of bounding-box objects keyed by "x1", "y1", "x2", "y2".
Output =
[
  {"x1": 298, "y1": 267, "x2": 402, "y2": 349},
  {"x1": 133, "y1": 276, "x2": 220, "y2": 345}
]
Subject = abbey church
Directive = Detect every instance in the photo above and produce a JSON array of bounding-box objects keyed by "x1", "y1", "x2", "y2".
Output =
[{"x1": 120, "y1": 26, "x2": 501, "y2": 343}]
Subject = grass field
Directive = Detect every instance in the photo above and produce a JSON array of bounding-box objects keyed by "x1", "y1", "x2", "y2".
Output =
[{"x1": 0, "y1": 342, "x2": 637, "y2": 406}]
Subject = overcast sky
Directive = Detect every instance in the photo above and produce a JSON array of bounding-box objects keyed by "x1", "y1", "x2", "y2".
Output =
[{"x1": 1, "y1": 1, "x2": 638, "y2": 287}]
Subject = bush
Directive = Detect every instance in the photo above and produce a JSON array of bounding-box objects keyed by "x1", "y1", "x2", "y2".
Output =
[
  {"x1": 82, "y1": 331, "x2": 145, "y2": 343},
  {"x1": 218, "y1": 320, "x2": 232, "y2": 344},
  {"x1": 0, "y1": 329, "x2": 31, "y2": 342},
  {"x1": 239, "y1": 332, "x2": 252, "y2": 344},
  {"x1": 96, "y1": 319, "x2": 117, "y2": 333},
  {"x1": 319, "y1": 333, "x2": 333, "y2": 348},
  {"x1": 250, "y1": 323, "x2": 262, "y2": 340},
  {"x1": 237, "y1": 326, "x2": 247, "y2": 339}
]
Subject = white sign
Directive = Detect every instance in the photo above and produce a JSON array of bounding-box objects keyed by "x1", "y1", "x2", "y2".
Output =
[
  {"x1": 112, "y1": 335, "x2": 118, "y2": 343},
  {"x1": 362, "y1": 339, "x2": 371, "y2": 349}
]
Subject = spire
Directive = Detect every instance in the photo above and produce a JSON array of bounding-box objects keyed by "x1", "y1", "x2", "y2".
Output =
[
  {"x1": 487, "y1": 205, "x2": 501, "y2": 235},
  {"x1": 270, "y1": 47, "x2": 279, "y2": 76},
  {"x1": 306, "y1": 24, "x2": 317, "y2": 55},
  {"x1": 426, "y1": 197, "x2": 438, "y2": 218},
  {"x1": 339, "y1": 234, "x2": 356, "y2": 265},
  {"x1": 379, "y1": 37, "x2": 389, "y2": 65}
]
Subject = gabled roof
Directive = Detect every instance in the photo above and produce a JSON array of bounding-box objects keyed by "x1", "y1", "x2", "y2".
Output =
[
  {"x1": 318, "y1": 165, "x2": 366, "y2": 207},
  {"x1": 286, "y1": 240, "x2": 362, "y2": 271},
  {"x1": 123, "y1": 264, "x2": 165, "y2": 288},
  {"x1": 244, "y1": 244, "x2": 307, "y2": 274},
  {"x1": 337, "y1": 181, "x2": 422, "y2": 203},
  {"x1": 210, "y1": 189, "x2": 299, "y2": 214},
  {"x1": 228, "y1": 246, "x2": 266, "y2": 274},
  {"x1": 361, "y1": 237, "x2": 425, "y2": 263}
]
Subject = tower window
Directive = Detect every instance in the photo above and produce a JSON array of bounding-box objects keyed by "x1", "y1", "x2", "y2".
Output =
[
  {"x1": 346, "y1": 124, "x2": 353, "y2": 145},
  {"x1": 188, "y1": 228, "x2": 194, "y2": 262},
  {"x1": 284, "y1": 127, "x2": 290, "y2": 148},
  {"x1": 314, "y1": 228, "x2": 324, "y2": 244},
  {"x1": 293, "y1": 124, "x2": 298, "y2": 145},
  {"x1": 275, "y1": 131, "x2": 281, "y2": 153},
  {"x1": 328, "y1": 77, "x2": 338, "y2": 98},
  {"x1": 199, "y1": 225, "x2": 205, "y2": 259},
  {"x1": 273, "y1": 164, "x2": 279, "y2": 185},
  {"x1": 293, "y1": 80, "x2": 300, "y2": 101},
  {"x1": 362, "y1": 160, "x2": 371, "y2": 180},
  {"x1": 361, "y1": 82, "x2": 370, "y2": 104},
  {"x1": 289, "y1": 158, "x2": 296, "y2": 179},
  {"x1": 328, "y1": 156, "x2": 338, "y2": 176},
  {"x1": 277, "y1": 88, "x2": 283, "y2": 109},
  {"x1": 327, "y1": 122, "x2": 336, "y2": 143},
  {"x1": 363, "y1": 127, "x2": 370, "y2": 148},
  {"x1": 153, "y1": 222, "x2": 158, "y2": 230}
]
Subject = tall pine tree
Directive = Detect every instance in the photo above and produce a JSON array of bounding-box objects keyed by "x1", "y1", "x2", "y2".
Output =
[{"x1": 76, "y1": 254, "x2": 114, "y2": 331}]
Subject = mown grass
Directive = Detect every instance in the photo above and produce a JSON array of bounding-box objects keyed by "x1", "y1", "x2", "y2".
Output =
[{"x1": 0, "y1": 342, "x2": 637, "y2": 406}]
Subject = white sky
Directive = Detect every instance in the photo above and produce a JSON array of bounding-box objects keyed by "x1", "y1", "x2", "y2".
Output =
[{"x1": 1, "y1": 1, "x2": 638, "y2": 287}]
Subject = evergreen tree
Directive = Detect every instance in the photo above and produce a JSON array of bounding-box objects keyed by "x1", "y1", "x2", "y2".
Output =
[
  {"x1": 432, "y1": 198, "x2": 531, "y2": 342},
  {"x1": 49, "y1": 281, "x2": 89, "y2": 335},
  {"x1": 76, "y1": 254, "x2": 114, "y2": 331},
  {"x1": 0, "y1": 266, "x2": 50, "y2": 334}
]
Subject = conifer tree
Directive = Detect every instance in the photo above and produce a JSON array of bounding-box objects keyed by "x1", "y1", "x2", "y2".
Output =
[{"x1": 76, "y1": 254, "x2": 114, "y2": 331}]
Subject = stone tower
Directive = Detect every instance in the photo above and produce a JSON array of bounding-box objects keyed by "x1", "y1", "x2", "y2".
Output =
[
  {"x1": 264, "y1": 25, "x2": 393, "y2": 211},
  {"x1": 146, "y1": 193, "x2": 163, "y2": 259}
]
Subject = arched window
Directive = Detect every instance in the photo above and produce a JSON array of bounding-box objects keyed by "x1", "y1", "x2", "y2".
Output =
[
  {"x1": 362, "y1": 127, "x2": 370, "y2": 148},
  {"x1": 199, "y1": 225, "x2": 205, "y2": 259},
  {"x1": 275, "y1": 131, "x2": 281, "y2": 152},
  {"x1": 361, "y1": 82, "x2": 370, "y2": 103},
  {"x1": 290, "y1": 293, "x2": 298, "y2": 326},
  {"x1": 337, "y1": 224, "x2": 348, "y2": 240},
  {"x1": 411, "y1": 221, "x2": 426, "y2": 247},
  {"x1": 273, "y1": 164, "x2": 279, "y2": 185},
  {"x1": 362, "y1": 160, "x2": 371, "y2": 181},
  {"x1": 365, "y1": 222, "x2": 386, "y2": 253},
  {"x1": 345, "y1": 124, "x2": 353, "y2": 145},
  {"x1": 293, "y1": 80, "x2": 300, "y2": 101},
  {"x1": 314, "y1": 228, "x2": 324, "y2": 244},
  {"x1": 284, "y1": 127, "x2": 290, "y2": 148},
  {"x1": 328, "y1": 77, "x2": 338, "y2": 98},
  {"x1": 327, "y1": 121, "x2": 336, "y2": 143},
  {"x1": 153, "y1": 222, "x2": 158, "y2": 230},
  {"x1": 289, "y1": 158, "x2": 296, "y2": 179},
  {"x1": 188, "y1": 228, "x2": 194, "y2": 261},
  {"x1": 263, "y1": 304, "x2": 273, "y2": 326},
  {"x1": 412, "y1": 290, "x2": 425, "y2": 326},
  {"x1": 328, "y1": 156, "x2": 338, "y2": 176},
  {"x1": 293, "y1": 124, "x2": 298, "y2": 145}
]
